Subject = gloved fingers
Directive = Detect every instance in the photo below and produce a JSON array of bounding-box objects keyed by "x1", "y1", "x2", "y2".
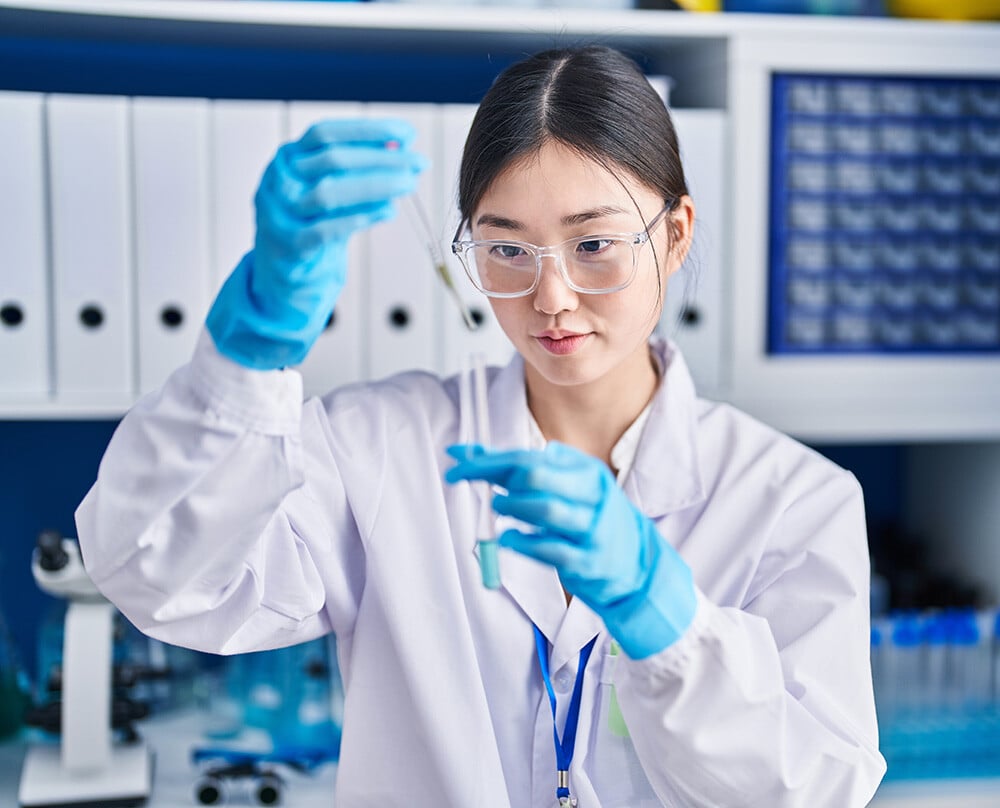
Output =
[
  {"x1": 445, "y1": 443, "x2": 487, "y2": 462},
  {"x1": 295, "y1": 117, "x2": 417, "y2": 153},
  {"x1": 291, "y1": 170, "x2": 421, "y2": 219},
  {"x1": 260, "y1": 151, "x2": 419, "y2": 223},
  {"x1": 257, "y1": 192, "x2": 395, "y2": 260},
  {"x1": 290, "y1": 143, "x2": 427, "y2": 181},
  {"x1": 444, "y1": 446, "x2": 541, "y2": 488},
  {"x1": 491, "y1": 490, "x2": 594, "y2": 538},
  {"x1": 497, "y1": 528, "x2": 589, "y2": 570},
  {"x1": 445, "y1": 444, "x2": 605, "y2": 505},
  {"x1": 302, "y1": 200, "x2": 397, "y2": 242}
]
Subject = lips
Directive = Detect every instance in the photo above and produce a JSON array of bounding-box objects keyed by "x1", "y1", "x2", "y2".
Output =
[{"x1": 535, "y1": 332, "x2": 590, "y2": 355}]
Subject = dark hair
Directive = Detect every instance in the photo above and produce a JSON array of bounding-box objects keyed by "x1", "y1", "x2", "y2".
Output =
[{"x1": 458, "y1": 45, "x2": 690, "y2": 242}]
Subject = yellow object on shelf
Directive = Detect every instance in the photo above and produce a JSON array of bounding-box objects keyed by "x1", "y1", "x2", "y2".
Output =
[
  {"x1": 886, "y1": 0, "x2": 1000, "y2": 19},
  {"x1": 677, "y1": 0, "x2": 722, "y2": 10}
]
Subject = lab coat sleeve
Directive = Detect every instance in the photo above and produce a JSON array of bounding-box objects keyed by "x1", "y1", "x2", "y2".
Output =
[
  {"x1": 75, "y1": 331, "x2": 366, "y2": 655},
  {"x1": 615, "y1": 470, "x2": 886, "y2": 807}
]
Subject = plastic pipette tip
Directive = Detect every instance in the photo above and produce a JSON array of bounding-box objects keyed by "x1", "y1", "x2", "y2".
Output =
[{"x1": 478, "y1": 539, "x2": 501, "y2": 590}]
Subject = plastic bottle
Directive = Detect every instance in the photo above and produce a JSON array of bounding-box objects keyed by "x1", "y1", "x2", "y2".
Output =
[
  {"x1": 888, "y1": 612, "x2": 924, "y2": 718},
  {"x1": 951, "y1": 609, "x2": 991, "y2": 713},
  {"x1": 922, "y1": 613, "x2": 948, "y2": 716}
]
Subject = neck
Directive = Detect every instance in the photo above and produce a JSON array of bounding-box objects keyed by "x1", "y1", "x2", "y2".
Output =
[{"x1": 525, "y1": 345, "x2": 659, "y2": 467}]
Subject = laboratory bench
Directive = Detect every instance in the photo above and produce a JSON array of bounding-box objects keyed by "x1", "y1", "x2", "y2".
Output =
[
  {"x1": 0, "y1": 710, "x2": 339, "y2": 807},
  {"x1": 2, "y1": 711, "x2": 1000, "y2": 807}
]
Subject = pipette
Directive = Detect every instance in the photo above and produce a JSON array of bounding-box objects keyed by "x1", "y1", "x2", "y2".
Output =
[
  {"x1": 403, "y1": 195, "x2": 479, "y2": 332},
  {"x1": 460, "y1": 351, "x2": 501, "y2": 590}
]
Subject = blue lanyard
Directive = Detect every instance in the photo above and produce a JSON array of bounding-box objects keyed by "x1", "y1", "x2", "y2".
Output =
[{"x1": 533, "y1": 624, "x2": 598, "y2": 804}]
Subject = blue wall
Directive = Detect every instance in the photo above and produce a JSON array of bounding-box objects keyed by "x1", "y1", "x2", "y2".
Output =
[{"x1": 0, "y1": 421, "x2": 120, "y2": 677}]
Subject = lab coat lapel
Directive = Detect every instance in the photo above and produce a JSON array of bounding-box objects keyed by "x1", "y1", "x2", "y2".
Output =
[
  {"x1": 473, "y1": 353, "x2": 566, "y2": 644},
  {"x1": 623, "y1": 338, "x2": 707, "y2": 520},
  {"x1": 550, "y1": 597, "x2": 604, "y2": 673}
]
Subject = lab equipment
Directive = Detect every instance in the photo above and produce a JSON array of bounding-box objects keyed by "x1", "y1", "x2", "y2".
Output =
[
  {"x1": 189, "y1": 636, "x2": 341, "y2": 805},
  {"x1": 459, "y1": 352, "x2": 502, "y2": 589},
  {"x1": 874, "y1": 608, "x2": 1000, "y2": 781},
  {"x1": 191, "y1": 745, "x2": 335, "y2": 806},
  {"x1": 18, "y1": 530, "x2": 152, "y2": 808},
  {"x1": 206, "y1": 118, "x2": 426, "y2": 370},
  {"x1": 769, "y1": 73, "x2": 1000, "y2": 355},
  {"x1": 402, "y1": 194, "x2": 478, "y2": 332},
  {"x1": 445, "y1": 441, "x2": 698, "y2": 659},
  {"x1": 199, "y1": 637, "x2": 341, "y2": 757}
]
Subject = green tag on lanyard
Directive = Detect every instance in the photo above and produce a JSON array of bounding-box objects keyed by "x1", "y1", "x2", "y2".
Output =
[{"x1": 607, "y1": 641, "x2": 630, "y2": 738}]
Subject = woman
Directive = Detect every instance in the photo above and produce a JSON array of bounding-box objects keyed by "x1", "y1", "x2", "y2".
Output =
[{"x1": 76, "y1": 45, "x2": 886, "y2": 806}]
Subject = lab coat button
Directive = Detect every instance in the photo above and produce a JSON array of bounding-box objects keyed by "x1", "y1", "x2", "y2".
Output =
[{"x1": 554, "y1": 670, "x2": 573, "y2": 693}]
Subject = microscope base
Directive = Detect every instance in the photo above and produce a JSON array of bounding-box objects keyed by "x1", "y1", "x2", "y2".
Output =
[{"x1": 18, "y1": 741, "x2": 153, "y2": 808}]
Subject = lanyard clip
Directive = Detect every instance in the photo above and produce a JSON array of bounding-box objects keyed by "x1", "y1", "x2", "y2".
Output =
[{"x1": 557, "y1": 771, "x2": 577, "y2": 806}]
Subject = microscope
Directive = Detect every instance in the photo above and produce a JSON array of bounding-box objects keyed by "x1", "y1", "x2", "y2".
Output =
[{"x1": 18, "y1": 530, "x2": 153, "y2": 808}]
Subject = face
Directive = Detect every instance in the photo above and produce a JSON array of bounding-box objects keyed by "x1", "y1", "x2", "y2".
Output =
[{"x1": 470, "y1": 139, "x2": 692, "y2": 392}]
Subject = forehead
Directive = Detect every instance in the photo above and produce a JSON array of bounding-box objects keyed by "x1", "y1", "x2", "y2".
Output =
[{"x1": 477, "y1": 140, "x2": 652, "y2": 213}]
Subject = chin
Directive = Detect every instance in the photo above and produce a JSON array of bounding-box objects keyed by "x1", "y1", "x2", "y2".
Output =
[{"x1": 527, "y1": 349, "x2": 609, "y2": 388}]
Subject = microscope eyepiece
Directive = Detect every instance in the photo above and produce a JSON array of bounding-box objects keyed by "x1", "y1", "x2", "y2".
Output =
[{"x1": 37, "y1": 529, "x2": 70, "y2": 572}]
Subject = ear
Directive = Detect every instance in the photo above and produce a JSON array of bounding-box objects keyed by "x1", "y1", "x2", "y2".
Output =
[{"x1": 664, "y1": 195, "x2": 696, "y2": 277}]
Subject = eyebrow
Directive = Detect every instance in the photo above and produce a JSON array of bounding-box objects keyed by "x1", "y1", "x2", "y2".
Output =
[{"x1": 475, "y1": 205, "x2": 632, "y2": 232}]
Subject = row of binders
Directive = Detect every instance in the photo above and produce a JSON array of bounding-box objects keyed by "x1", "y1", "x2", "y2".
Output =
[
  {"x1": 0, "y1": 92, "x2": 723, "y2": 410},
  {"x1": 0, "y1": 93, "x2": 514, "y2": 405}
]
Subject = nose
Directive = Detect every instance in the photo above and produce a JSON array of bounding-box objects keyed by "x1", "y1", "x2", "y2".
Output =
[{"x1": 532, "y1": 253, "x2": 578, "y2": 316}]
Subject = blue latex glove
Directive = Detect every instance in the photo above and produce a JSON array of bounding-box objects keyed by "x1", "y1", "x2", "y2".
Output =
[
  {"x1": 445, "y1": 442, "x2": 697, "y2": 659},
  {"x1": 207, "y1": 119, "x2": 427, "y2": 370}
]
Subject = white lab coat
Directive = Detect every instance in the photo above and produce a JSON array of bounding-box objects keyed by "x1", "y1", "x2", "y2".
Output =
[{"x1": 76, "y1": 333, "x2": 886, "y2": 807}]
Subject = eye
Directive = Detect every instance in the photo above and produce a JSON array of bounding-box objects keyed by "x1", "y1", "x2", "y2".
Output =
[
  {"x1": 576, "y1": 238, "x2": 614, "y2": 255},
  {"x1": 490, "y1": 243, "x2": 528, "y2": 260}
]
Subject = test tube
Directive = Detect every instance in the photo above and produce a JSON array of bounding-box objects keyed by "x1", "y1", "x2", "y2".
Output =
[
  {"x1": 402, "y1": 194, "x2": 478, "y2": 332},
  {"x1": 385, "y1": 134, "x2": 477, "y2": 332},
  {"x1": 471, "y1": 351, "x2": 501, "y2": 590}
]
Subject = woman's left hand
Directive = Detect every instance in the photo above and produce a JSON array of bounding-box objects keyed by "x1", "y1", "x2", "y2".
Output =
[{"x1": 445, "y1": 441, "x2": 697, "y2": 658}]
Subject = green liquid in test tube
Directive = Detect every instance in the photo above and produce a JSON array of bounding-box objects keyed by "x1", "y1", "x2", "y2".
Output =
[{"x1": 472, "y1": 352, "x2": 501, "y2": 590}]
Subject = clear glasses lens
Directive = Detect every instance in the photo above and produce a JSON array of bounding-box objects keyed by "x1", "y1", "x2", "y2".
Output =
[{"x1": 466, "y1": 237, "x2": 636, "y2": 296}]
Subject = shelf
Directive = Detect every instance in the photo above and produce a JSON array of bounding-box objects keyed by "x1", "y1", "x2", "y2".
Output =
[{"x1": 0, "y1": 397, "x2": 133, "y2": 421}]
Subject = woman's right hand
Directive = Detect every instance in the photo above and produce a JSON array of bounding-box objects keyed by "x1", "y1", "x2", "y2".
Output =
[{"x1": 207, "y1": 118, "x2": 427, "y2": 370}]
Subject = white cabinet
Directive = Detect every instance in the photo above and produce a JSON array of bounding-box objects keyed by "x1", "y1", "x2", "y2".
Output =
[{"x1": 726, "y1": 29, "x2": 1000, "y2": 441}]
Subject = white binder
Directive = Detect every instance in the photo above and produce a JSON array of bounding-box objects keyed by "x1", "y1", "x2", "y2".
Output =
[
  {"x1": 364, "y1": 102, "x2": 441, "y2": 380},
  {"x1": 660, "y1": 109, "x2": 727, "y2": 397},
  {"x1": 47, "y1": 94, "x2": 133, "y2": 399},
  {"x1": 132, "y1": 97, "x2": 212, "y2": 395},
  {"x1": 438, "y1": 103, "x2": 513, "y2": 379},
  {"x1": 209, "y1": 100, "x2": 286, "y2": 292},
  {"x1": 287, "y1": 101, "x2": 367, "y2": 398},
  {"x1": 0, "y1": 92, "x2": 50, "y2": 398}
]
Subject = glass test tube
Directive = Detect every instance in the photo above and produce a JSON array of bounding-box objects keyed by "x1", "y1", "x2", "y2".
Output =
[
  {"x1": 472, "y1": 351, "x2": 501, "y2": 589},
  {"x1": 402, "y1": 194, "x2": 477, "y2": 332}
]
